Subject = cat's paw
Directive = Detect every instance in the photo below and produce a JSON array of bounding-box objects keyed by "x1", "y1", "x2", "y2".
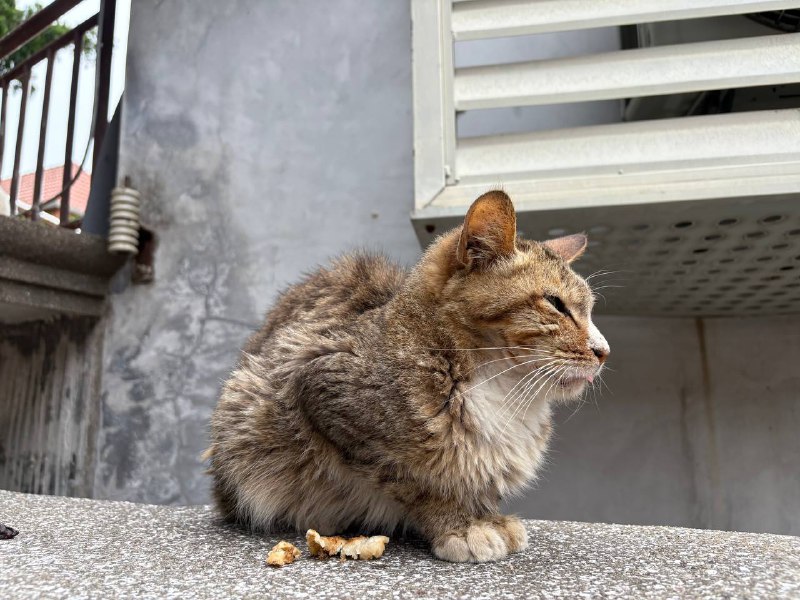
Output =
[{"x1": 431, "y1": 515, "x2": 528, "y2": 563}]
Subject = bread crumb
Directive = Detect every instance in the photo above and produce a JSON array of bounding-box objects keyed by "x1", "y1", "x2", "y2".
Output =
[
  {"x1": 266, "y1": 540, "x2": 301, "y2": 567},
  {"x1": 306, "y1": 529, "x2": 389, "y2": 560}
]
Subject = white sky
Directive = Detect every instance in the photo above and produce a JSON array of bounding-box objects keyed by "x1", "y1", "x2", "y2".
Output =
[{"x1": 2, "y1": 0, "x2": 131, "y2": 178}]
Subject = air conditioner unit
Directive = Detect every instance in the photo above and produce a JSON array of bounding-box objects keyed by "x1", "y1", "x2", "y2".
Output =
[{"x1": 411, "y1": 0, "x2": 800, "y2": 317}]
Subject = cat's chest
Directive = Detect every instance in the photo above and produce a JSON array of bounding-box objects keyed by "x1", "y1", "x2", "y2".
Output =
[
  {"x1": 461, "y1": 365, "x2": 549, "y2": 438},
  {"x1": 449, "y1": 364, "x2": 553, "y2": 496}
]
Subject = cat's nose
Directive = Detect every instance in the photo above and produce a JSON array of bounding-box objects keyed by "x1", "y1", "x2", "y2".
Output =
[
  {"x1": 587, "y1": 320, "x2": 609, "y2": 364},
  {"x1": 592, "y1": 345, "x2": 609, "y2": 363}
]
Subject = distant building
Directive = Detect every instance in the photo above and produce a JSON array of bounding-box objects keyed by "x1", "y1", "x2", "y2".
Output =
[{"x1": 0, "y1": 163, "x2": 91, "y2": 221}]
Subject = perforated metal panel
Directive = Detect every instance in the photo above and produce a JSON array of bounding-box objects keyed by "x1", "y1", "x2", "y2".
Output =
[{"x1": 412, "y1": 195, "x2": 800, "y2": 316}]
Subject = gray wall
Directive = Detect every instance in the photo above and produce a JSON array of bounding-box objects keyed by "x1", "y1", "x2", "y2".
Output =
[
  {"x1": 506, "y1": 315, "x2": 800, "y2": 536},
  {"x1": 97, "y1": 1, "x2": 800, "y2": 536}
]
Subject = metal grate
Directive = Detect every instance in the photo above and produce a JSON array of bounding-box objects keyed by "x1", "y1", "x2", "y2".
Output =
[
  {"x1": 555, "y1": 202, "x2": 800, "y2": 316},
  {"x1": 413, "y1": 195, "x2": 800, "y2": 316},
  {"x1": 411, "y1": 0, "x2": 800, "y2": 316}
]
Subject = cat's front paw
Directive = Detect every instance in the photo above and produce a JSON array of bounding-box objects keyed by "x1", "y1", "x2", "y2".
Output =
[{"x1": 431, "y1": 515, "x2": 528, "y2": 563}]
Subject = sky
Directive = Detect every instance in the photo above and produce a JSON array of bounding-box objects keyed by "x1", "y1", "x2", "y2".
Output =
[{"x1": 2, "y1": 0, "x2": 131, "y2": 179}]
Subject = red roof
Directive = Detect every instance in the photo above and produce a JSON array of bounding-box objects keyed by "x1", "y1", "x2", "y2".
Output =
[{"x1": 0, "y1": 163, "x2": 91, "y2": 216}]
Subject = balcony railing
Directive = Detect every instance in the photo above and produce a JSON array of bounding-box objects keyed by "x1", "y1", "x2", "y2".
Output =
[{"x1": 0, "y1": 0, "x2": 116, "y2": 227}]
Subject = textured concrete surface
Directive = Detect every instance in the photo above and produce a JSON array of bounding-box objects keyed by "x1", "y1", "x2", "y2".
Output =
[{"x1": 2, "y1": 491, "x2": 799, "y2": 600}]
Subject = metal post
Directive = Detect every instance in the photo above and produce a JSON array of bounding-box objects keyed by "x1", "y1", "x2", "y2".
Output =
[
  {"x1": 32, "y1": 49, "x2": 55, "y2": 221},
  {"x1": 0, "y1": 84, "x2": 7, "y2": 212},
  {"x1": 92, "y1": 0, "x2": 116, "y2": 173},
  {"x1": 10, "y1": 71, "x2": 30, "y2": 219},
  {"x1": 62, "y1": 32, "x2": 83, "y2": 224}
]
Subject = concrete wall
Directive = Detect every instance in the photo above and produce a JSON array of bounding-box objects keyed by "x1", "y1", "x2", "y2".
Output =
[{"x1": 97, "y1": 1, "x2": 800, "y2": 535}]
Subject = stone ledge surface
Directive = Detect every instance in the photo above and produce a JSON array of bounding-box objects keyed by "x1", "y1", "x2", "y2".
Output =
[
  {"x1": 0, "y1": 217, "x2": 124, "y2": 277},
  {"x1": 1, "y1": 490, "x2": 798, "y2": 599},
  {"x1": 0, "y1": 216, "x2": 125, "y2": 322}
]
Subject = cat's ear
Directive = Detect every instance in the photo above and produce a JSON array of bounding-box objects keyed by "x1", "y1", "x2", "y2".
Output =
[
  {"x1": 542, "y1": 234, "x2": 587, "y2": 263},
  {"x1": 457, "y1": 190, "x2": 517, "y2": 268}
]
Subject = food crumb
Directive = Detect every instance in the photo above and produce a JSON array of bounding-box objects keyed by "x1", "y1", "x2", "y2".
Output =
[
  {"x1": 266, "y1": 540, "x2": 301, "y2": 567},
  {"x1": 0, "y1": 523, "x2": 18, "y2": 540},
  {"x1": 306, "y1": 529, "x2": 389, "y2": 560}
]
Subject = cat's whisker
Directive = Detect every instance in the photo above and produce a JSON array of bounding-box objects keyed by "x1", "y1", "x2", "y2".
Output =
[
  {"x1": 590, "y1": 284, "x2": 625, "y2": 291},
  {"x1": 590, "y1": 378, "x2": 601, "y2": 410},
  {"x1": 517, "y1": 363, "x2": 572, "y2": 418},
  {"x1": 503, "y1": 369, "x2": 556, "y2": 432},
  {"x1": 502, "y1": 365, "x2": 569, "y2": 433},
  {"x1": 586, "y1": 268, "x2": 632, "y2": 279},
  {"x1": 597, "y1": 372, "x2": 612, "y2": 395},
  {"x1": 494, "y1": 369, "x2": 546, "y2": 418},
  {"x1": 420, "y1": 345, "x2": 550, "y2": 352},
  {"x1": 586, "y1": 274, "x2": 626, "y2": 284},
  {"x1": 564, "y1": 397, "x2": 587, "y2": 423},
  {"x1": 497, "y1": 370, "x2": 549, "y2": 426},
  {"x1": 522, "y1": 364, "x2": 570, "y2": 428},
  {"x1": 584, "y1": 271, "x2": 622, "y2": 285},
  {"x1": 498, "y1": 359, "x2": 563, "y2": 408},
  {"x1": 497, "y1": 361, "x2": 563, "y2": 416},
  {"x1": 464, "y1": 351, "x2": 558, "y2": 375},
  {"x1": 500, "y1": 360, "x2": 565, "y2": 408},
  {"x1": 592, "y1": 291, "x2": 608, "y2": 305},
  {"x1": 563, "y1": 379, "x2": 594, "y2": 423},
  {"x1": 499, "y1": 362, "x2": 566, "y2": 422},
  {"x1": 492, "y1": 360, "x2": 561, "y2": 409},
  {"x1": 450, "y1": 357, "x2": 546, "y2": 400},
  {"x1": 564, "y1": 372, "x2": 598, "y2": 422}
]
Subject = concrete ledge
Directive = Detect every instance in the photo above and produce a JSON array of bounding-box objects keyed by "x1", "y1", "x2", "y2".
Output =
[
  {"x1": 0, "y1": 280, "x2": 106, "y2": 319},
  {"x1": 1, "y1": 490, "x2": 798, "y2": 599},
  {"x1": 0, "y1": 217, "x2": 124, "y2": 278},
  {"x1": 0, "y1": 256, "x2": 111, "y2": 297},
  {"x1": 0, "y1": 216, "x2": 125, "y2": 323}
]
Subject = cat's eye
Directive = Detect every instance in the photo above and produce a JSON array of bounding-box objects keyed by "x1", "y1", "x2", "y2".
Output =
[{"x1": 544, "y1": 295, "x2": 571, "y2": 317}]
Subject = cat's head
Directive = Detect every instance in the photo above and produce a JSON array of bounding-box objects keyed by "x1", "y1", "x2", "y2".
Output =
[{"x1": 421, "y1": 190, "x2": 609, "y2": 401}]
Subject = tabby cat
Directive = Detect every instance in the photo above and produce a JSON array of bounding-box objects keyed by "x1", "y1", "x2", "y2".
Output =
[{"x1": 206, "y1": 190, "x2": 609, "y2": 562}]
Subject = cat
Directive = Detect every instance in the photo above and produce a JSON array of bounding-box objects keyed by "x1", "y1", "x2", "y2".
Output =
[{"x1": 205, "y1": 190, "x2": 609, "y2": 562}]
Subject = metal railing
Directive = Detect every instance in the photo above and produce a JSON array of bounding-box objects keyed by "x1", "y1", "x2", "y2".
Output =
[{"x1": 0, "y1": 0, "x2": 116, "y2": 226}]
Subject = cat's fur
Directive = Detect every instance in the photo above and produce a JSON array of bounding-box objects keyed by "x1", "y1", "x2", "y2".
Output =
[{"x1": 205, "y1": 191, "x2": 609, "y2": 562}]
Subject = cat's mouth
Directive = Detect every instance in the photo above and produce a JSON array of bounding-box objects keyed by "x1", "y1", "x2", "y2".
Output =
[
  {"x1": 558, "y1": 376, "x2": 587, "y2": 389},
  {"x1": 557, "y1": 369, "x2": 596, "y2": 389}
]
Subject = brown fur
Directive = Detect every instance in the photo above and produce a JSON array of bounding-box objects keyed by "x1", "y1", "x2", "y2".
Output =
[{"x1": 206, "y1": 191, "x2": 609, "y2": 562}]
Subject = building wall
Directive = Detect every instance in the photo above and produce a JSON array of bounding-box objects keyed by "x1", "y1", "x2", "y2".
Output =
[{"x1": 99, "y1": 0, "x2": 800, "y2": 535}]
